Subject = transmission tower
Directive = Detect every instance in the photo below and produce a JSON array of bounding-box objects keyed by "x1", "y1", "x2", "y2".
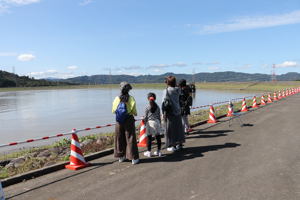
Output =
[
  {"x1": 12, "y1": 66, "x2": 18, "y2": 87},
  {"x1": 271, "y1": 64, "x2": 277, "y2": 82}
]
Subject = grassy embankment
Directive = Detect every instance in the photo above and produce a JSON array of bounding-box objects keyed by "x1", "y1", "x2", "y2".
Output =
[{"x1": 0, "y1": 82, "x2": 299, "y2": 179}]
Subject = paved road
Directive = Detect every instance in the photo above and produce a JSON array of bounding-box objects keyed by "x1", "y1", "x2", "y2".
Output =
[{"x1": 4, "y1": 94, "x2": 300, "y2": 200}]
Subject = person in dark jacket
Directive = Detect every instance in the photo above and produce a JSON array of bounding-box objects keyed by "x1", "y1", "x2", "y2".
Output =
[{"x1": 179, "y1": 79, "x2": 193, "y2": 134}]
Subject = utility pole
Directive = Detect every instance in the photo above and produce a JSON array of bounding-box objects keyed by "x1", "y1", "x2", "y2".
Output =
[
  {"x1": 12, "y1": 66, "x2": 17, "y2": 87},
  {"x1": 109, "y1": 67, "x2": 112, "y2": 85},
  {"x1": 192, "y1": 68, "x2": 196, "y2": 83},
  {"x1": 271, "y1": 64, "x2": 277, "y2": 82}
]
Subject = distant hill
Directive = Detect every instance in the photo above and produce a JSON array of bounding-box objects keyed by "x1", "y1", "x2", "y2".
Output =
[
  {"x1": 2, "y1": 70, "x2": 300, "y2": 87},
  {"x1": 64, "y1": 71, "x2": 300, "y2": 84},
  {"x1": 0, "y1": 70, "x2": 75, "y2": 87}
]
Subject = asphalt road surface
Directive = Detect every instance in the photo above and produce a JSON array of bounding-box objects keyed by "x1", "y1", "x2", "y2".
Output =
[{"x1": 3, "y1": 94, "x2": 300, "y2": 200}]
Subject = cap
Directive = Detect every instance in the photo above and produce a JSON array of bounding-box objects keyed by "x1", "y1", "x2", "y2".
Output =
[{"x1": 120, "y1": 81, "x2": 132, "y2": 91}]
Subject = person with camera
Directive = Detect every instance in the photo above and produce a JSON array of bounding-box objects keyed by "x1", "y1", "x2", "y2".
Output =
[{"x1": 162, "y1": 76, "x2": 185, "y2": 152}]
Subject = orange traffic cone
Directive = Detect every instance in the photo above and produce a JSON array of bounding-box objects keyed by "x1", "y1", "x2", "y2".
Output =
[
  {"x1": 0, "y1": 181, "x2": 4, "y2": 200},
  {"x1": 260, "y1": 95, "x2": 266, "y2": 105},
  {"x1": 241, "y1": 98, "x2": 248, "y2": 112},
  {"x1": 278, "y1": 91, "x2": 281, "y2": 99},
  {"x1": 227, "y1": 101, "x2": 234, "y2": 117},
  {"x1": 252, "y1": 96, "x2": 259, "y2": 108},
  {"x1": 282, "y1": 90, "x2": 285, "y2": 98},
  {"x1": 65, "y1": 129, "x2": 90, "y2": 170},
  {"x1": 207, "y1": 105, "x2": 218, "y2": 123},
  {"x1": 137, "y1": 120, "x2": 147, "y2": 147},
  {"x1": 267, "y1": 94, "x2": 273, "y2": 103},
  {"x1": 273, "y1": 92, "x2": 278, "y2": 101}
]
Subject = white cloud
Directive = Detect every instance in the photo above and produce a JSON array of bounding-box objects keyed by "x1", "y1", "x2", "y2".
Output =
[
  {"x1": 2, "y1": 0, "x2": 40, "y2": 5},
  {"x1": 192, "y1": 62, "x2": 203, "y2": 65},
  {"x1": 0, "y1": 0, "x2": 39, "y2": 13},
  {"x1": 0, "y1": 4, "x2": 8, "y2": 13},
  {"x1": 46, "y1": 69, "x2": 57, "y2": 73},
  {"x1": 190, "y1": 10, "x2": 300, "y2": 34},
  {"x1": 148, "y1": 62, "x2": 188, "y2": 69},
  {"x1": 276, "y1": 61, "x2": 299, "y2": 68},
  {"x1": 207, "y1": 61, "x2": 220, "y2": 65},
  {"x1": 124, "y1": 65, "x2": 142, "y2": 70},
  {"x1": 0, "y1": 52, "x2": 17, "y2": 56},
  {"x1": 67, "y1": 65, "x2": 78, "y2": 70},
  {"x1": 172, "y1": 62, "x2": 187, "y2": 67},
  {"x1": 148, "y1": 64, "x2": 171, "y2": 69},
  {"x1": 208, "y1": 66, "x2": 220, "y2": 70},
  {"x1": 153, "y1": 69, "x2": 162, "y2": 72},
  {"x1": 79, "y1": 0, "x2": 93, "y2": 6},
  {"x1": 29, "y1": 70, "x2": 77, "y2": 79},
  {"x1": 17, "y1": 53, "x2": 35, "y2": 61}
]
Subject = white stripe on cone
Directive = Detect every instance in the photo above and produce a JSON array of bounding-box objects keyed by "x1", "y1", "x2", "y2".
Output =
[
  {"x1": 139, "y1": 132, "x2": 147, "y2": 143},
  {"x1": 71, "y1": 139, "x2": 81, "y2": 149},
  {"x1": 209, "y1": 114, "x2": 215, "y2": 121},
  {"x1": 70, "y1": 151, "x2": 87, "y2": 164}
]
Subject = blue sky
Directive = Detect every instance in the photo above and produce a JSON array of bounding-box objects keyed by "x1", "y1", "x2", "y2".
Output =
[{"x1": 0, "y1": 0, "x2": 300, "y2": 78}]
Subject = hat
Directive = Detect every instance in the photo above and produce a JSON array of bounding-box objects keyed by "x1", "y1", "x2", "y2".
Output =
[
  {"x1": 120, "y1": 81, "x2": 132, "y2": 91},
  {"x1": 149, "y1": 96, "x2": 155, "y2": 101}
]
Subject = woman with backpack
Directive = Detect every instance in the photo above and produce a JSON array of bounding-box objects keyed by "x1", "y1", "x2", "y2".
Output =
[
  {"x1": 178, "y1": 79, "x2": 193, "y2": 135},
  {"x1": 112, "y1": 82, "x2": 139, "y2": 165},
  {"x1": 162, "y1": 76, "x2": 185, "y2": 152}
]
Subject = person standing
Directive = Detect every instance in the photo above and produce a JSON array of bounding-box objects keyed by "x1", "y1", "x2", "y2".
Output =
[
  {"x1": 179, "y1": 79, "x2": 193, "y2": 134},
  {"x1": 162, "y1": 76, "x2": 185, "y2": 151},
  {"x1": 143, "y1": 92, "x2": 162, "y2": 157},
  {"x1": 112, "y1": 82, "x2": 139, "y2": 165}
]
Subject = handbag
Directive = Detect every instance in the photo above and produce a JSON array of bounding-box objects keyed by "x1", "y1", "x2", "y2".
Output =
[{"x1": 162, "y1": 88, "x2": 172, "y2": 114}]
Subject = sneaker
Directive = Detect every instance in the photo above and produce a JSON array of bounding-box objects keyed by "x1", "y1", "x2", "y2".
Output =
[
  {"x1": 132, "y1": 159, "x2": 139, "y2": 165},
  {"x1": 118, "y1": 156, "x2": 126, "y2": 163},
  {"x1": 175, "y1": 144, "x2": 183, "y2": 151},
  {"x1": 167, "y1": 147, "x2": 176, "y2": 152},
  {"x1": 153, "y1": 150, "x2": 162, "y2": 157},
  {"x1": 143, "y1": 151, "x2": 151, "y2": 157}
]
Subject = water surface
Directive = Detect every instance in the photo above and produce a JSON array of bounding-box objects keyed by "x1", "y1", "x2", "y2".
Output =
[{"x1": 0, "y1": 88, "x2": 256, "y2": 146}]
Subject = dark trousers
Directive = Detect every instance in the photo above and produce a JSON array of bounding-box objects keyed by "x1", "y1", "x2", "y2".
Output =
[
  {"x1": 114, "y1": 116, "x2": 139, "y2": 160},
  {"x1": 147, "y1": 135, "x2": 161, "y2": 152}
]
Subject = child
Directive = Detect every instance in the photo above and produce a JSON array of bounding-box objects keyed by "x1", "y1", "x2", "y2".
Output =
[{"x1": 143, "y1": 92, "x2": 162, "y2": 157}]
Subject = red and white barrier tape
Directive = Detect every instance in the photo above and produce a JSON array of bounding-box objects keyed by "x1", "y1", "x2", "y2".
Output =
[{"x1": 0, "y1": 89, "x2": 298, "y2": 148}]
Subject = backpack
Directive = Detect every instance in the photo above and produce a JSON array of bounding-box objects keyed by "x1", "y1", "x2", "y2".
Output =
[{"x1": 115, "y1": 101, "x2": 128, "y2": 123}]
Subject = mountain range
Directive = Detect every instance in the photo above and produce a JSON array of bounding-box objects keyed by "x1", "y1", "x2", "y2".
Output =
[
  {"x1": 63, "y1": 71, "x2": 300, "y2": 84},
  {"x1": 1, "y1": 70, "x2": 300, "y2": 88}
]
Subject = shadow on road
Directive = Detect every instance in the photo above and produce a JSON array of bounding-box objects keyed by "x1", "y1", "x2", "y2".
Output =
[
  {"x1": 187, "y1": 130, "x2": 234, "y2": 139},
  {"x1": 6, "y1": 161, "x2": 114, "y2": 199},
  {"x1": 141, "y1": 142, "x2": 241, "y2": 164}
]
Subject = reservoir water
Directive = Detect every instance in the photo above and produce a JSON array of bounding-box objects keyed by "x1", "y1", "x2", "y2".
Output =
[{"x1": 0, "y1": 88, "x2": 257, "y2": 147}]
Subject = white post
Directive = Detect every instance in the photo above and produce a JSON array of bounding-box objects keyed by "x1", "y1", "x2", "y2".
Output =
[{"x1": 0, "y1": 181, "x2": 5, "y2": 200}]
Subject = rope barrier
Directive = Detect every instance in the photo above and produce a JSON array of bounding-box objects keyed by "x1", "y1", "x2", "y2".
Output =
[{"x1": 0, "y1": 88, "x2": 297, "y2": 149}]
